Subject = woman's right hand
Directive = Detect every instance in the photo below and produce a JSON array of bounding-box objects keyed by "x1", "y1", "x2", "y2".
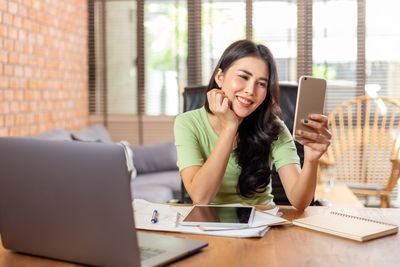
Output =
[{"x1": 207, "y1": 89, "x2": 239, "y2": 131}]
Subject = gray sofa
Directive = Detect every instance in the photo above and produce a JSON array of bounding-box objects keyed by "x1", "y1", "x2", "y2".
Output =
[{"x1": 33, "y1": 125, "x2": 181, "y2": 203}]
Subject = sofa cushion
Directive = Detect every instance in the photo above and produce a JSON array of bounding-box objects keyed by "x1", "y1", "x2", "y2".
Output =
[
  {"x1": 131, "y1": 184, "x2": 173, "y2": 203},
  {"x1": 131, "y1": 141, "x2": 178, "y2": 174},
  {"x1": 132, "y1": 170, "x2": 181, "y2": 193},
  {"x1": 32, "y1": 128, "x2": 72, "y2": 141},
  {"x1": 71, "y1": 124, "x2": 113, "y2": 143}
]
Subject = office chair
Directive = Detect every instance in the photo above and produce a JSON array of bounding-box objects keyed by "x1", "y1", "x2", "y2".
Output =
[
  {"x1": 180, "y1": 84, "x2": 307, "y2": 205},
  {"x1": 318, "y1": 95, "x2": 400, "y2": 207}
]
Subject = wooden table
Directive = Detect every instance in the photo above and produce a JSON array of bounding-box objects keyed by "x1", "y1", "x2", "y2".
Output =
[
  {"x1": 1, "y1": 206, "x2": 399, "y2": 267},
  {"x1": 315, "y1": 184, "x2": 365, "y2": 207}
]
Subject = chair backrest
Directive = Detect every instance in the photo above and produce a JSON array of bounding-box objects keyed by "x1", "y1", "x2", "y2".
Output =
[
  {"x1": 324, "y1": 95, "x2": 400, "y2": 188},
  {"x1": 183, "y1": 85, "x2": 207, "y2": 112}
]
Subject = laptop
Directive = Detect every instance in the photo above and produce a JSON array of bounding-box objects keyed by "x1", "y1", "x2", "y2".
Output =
[{"x1": 0, "y1": 138, "x2": 208, "y2": 267}]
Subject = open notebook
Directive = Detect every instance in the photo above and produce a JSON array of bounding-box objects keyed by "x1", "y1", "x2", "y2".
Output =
[{"x1": 293, "y1": 211, "x2": 398, "y2": 242}]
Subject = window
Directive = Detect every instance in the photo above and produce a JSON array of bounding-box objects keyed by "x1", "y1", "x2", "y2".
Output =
[{"x1": 144, "y1": 0, "x2": 187, "y2": 115}]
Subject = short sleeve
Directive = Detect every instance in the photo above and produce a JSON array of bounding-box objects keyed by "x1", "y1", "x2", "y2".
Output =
[
  {"x1": 271, "y1": 121, "x2": 300, "y2": 170},
  {"x1": 174, "y1": 114, "x2": 205, "y2": 171}
]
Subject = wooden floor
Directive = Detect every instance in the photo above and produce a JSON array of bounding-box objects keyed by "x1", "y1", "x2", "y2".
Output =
[{"x1": 314, "y1": 184, "x2": 365, "y2": 207}]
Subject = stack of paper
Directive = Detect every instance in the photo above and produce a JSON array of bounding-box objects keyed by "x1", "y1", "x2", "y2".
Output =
[{"x1": 133, "y1": 199, "x2": 288, "y2": 238}]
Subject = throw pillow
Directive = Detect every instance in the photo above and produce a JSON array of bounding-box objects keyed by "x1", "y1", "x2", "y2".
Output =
[
  {"x1": 71, "y1": 124, "x2": 113, "y2": 143},
  {"x1": 32, "y1": 128, "x2": 73, "y2": 141},
  {"x1": 131, "y1": 141, "x2": 178, "y2": 174}
]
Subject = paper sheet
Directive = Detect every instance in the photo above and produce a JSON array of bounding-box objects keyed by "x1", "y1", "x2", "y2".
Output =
[{"x1": 133, "y1": 199, "x2": 288, "y2": 238}]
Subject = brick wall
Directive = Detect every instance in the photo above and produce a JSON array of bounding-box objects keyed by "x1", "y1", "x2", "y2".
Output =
[{"x1": 0, "y1": 0, "x2": 88, "y2": 137}]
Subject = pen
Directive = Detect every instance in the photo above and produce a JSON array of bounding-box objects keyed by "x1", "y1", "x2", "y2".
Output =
[{"x1": 151, "y1": 210, "x2": 158, "y2": 224}]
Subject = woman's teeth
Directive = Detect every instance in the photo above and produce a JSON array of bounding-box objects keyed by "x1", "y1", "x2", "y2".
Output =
[{"x1": 237, "y1": 96, "x2": 252, "y2": 105}]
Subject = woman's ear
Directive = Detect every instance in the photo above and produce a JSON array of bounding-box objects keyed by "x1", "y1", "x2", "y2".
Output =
[{"x1": 214, "y1": 68, "x2": 224, "y2": 88}]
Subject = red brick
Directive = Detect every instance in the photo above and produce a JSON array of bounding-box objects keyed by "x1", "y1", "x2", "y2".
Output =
[
  {"x1": 16, "y1": 114, "x2": 26, "y2": 125},
  {"x1": 0, "y1": 50, "x2": 7, "y2": 62},
  {"x1": 17, "y1": 5, "x2": 28, "y2": 17},
  {"x1": 4, "y1": 65, "x2": 14, "y2": 76},
  {"x1": 29, "y1": 125, "x2": 38, "y2": 136},
  {"x1": 13, "y1": 15, "x2": 22, "y2": 28},
  {"x1": 4, "y1": 38, "x2": 14, "y2": 50},
  {"x1": 9, "y1": 78, "x2": 18, "y2": 89},
  {"x1": 14, "y1": 89, "x2": 23, "y2": 100},
  {"x1": 0, "y1": 25, "x2": 6, "y2": 37},
  {"x1": 9, "y1": 127, "x2": 20, "y2": 136},
  {"x1": 26, "y1": 113, "x2": 34, "y2": 124},
  {"x1": 15, "y1": 41, "x2": 24, "y2": 53},
  {"x1": 20, "y1": 79, "x2": 28, "y2": 89},
  {"x1": 28, "y1": 9, "x2": 36, "y2": 20},
  {"x1": 8, "y1": 26, "x2": 18, "y2": 39},
  {"x1": 9, "y1": 53, "x2": 19, "y2": 64},
  {"x1": 5, "y1": 115, "x2": 15, "y2": 127},
  {"x1": 8, "y1": 2, "x2": 18, "y2": 14},
  {"x1": 18, "y1": 29, "x2": 27, "y2": 42},
  {"x1": 15, "y1": 66, "x2": 23, "y2": 76},
  {"x1": 28, "y1": 102, "x2": 36, "y2": 112},
  {"x1": 0, "y1": 128, "x2": 9, "y2": 137},
  {"x1": 4, "y1": 89, "x2": 13, "y2": 100},
  {"x1": 32, "y1": 0, "x2": 41, "y2": 10},
  {"x1": 20, "y1": 126, "x2": 30, "y2": 136},
  {"x1": 24, "y1": 66, "x2": 32, "y2": 77},
  {"x1": 3, "y1": 13, "x2": 12, "y2": 25},
  {"x1": 10, "y1": 101, "x2": 19, "y2": 112},
  {"x1": 0, "y1": 0, "x2": 8, "y2": 12},
  {"x1": 0, "y1": 76, "x2": 8, "y2": 88},
  {"x1": 19, "y1": 101, "x2": 29, "y2": 112},
  {"x1": 0, "y1": 102, "x2": 9, "y2": 113},
  {"x1": 32, "y1": 22, "x2": 40, "y2": 33},
  {"x1": 24, "y1": 44, "x2": 32, "y2": 54},
  {"x1": 24, "y1": 90, "x2": 32, "y2": 100}
]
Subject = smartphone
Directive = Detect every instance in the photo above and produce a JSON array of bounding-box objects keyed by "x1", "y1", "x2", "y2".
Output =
[
  {"x1": 292, "y1": 76, "x2": 327, "y2": 142},
  {"x1": 180, "y1": 205, "x2": 255, "y2": 228}
]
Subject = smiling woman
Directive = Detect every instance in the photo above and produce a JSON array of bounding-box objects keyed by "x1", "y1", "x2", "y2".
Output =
[{"x1": 174, "y1": 40, "x2": 331, "y2": 210}]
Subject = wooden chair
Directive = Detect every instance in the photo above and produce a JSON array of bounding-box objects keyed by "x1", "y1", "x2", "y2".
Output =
[{"x1": 319, "y1": 95, "x2": 400, "y2": 207}]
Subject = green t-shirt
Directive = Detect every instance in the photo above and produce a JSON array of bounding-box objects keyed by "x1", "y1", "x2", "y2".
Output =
[{"x1": 174, "y1": 106, "x2": 300, "y2": 205}]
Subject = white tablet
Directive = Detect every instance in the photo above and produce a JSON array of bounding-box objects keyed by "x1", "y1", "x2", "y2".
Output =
[
  {"x1": 180, "y1": 205, "x2": 255, "y2": 228},
  {"x1": 293, "y1": 76, "x2": 327, "y2": 142}
]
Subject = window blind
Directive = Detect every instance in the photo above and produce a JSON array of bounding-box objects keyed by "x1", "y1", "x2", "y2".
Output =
[{"x1": 88, "y1": 0, "x2": 107, "y2": 124}]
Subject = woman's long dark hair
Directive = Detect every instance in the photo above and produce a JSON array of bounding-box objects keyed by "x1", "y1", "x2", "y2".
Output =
[{"x1": 204, "y1": 40, "x2": 282, "y2": 198}]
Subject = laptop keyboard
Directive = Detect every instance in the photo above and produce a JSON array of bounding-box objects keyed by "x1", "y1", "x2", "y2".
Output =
[{"x1": 139, "y1": 246, "x2": 166, "y2": 260}]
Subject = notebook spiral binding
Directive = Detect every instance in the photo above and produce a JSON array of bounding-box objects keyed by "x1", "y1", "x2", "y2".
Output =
[{"x1": 330, "y1": 211, "x2": 397, "y2": 227}]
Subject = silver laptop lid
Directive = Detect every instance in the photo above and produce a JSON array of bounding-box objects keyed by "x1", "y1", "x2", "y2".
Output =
[{"x1": 0, "y1": 138, "x2": 141, "y2": 266}]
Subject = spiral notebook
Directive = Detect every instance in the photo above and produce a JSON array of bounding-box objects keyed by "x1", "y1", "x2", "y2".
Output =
[{"x1": 293, "y1": 211, "x2": 398, "y2": 242}]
